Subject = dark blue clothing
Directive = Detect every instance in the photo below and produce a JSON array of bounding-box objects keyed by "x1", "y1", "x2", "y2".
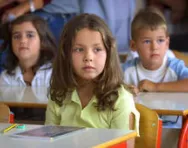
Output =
[
  {"x1": 0, "y1": 49, "x2": 7, "y2": 73},
  {"x1": 34, "y1": 10, "x2": 76, "y2": 43}
]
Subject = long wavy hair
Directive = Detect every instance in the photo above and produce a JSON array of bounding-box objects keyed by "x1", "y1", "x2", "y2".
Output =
[
  {"x1": 50, "y1": 13, "x2": 126, "y2": 111},
  {"x1": 4, "y1": 14, "x2": 57, "y2": 75}
]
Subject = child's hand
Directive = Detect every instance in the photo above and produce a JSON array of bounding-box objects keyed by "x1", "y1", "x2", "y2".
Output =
[
  {"x1": 138, "y1": 79, "x2": 157, "y2": 92},
  {"x1": 1, "y1": 6, "x2": 22, "y2": 23},
  {"x1": 127, "y1": 85, "x2": 139, "y2": 97}
]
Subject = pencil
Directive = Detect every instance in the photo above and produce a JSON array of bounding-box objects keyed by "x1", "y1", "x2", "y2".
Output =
[{"x1": 2, "y1": 124, "x2": 17, "y2": 133}]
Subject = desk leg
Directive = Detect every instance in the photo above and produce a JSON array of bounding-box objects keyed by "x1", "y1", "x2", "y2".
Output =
[
  {"x1": 157, "y1": 119, "x2": 163, "y2": 148},
  {"x1": 182, "y1": 115, "x2": 187, "y2": 127},
  {"x1": 178, "y1": 116, "x2": 188, "y2": 148}
]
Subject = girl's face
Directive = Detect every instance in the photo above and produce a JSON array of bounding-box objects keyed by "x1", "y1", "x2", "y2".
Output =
[
  {"x1": 11, "y1": 22, "x2": 40, "y2": 63},
  {"x1": 72, "y1": 28, "x2": 107, "y2": 81}
]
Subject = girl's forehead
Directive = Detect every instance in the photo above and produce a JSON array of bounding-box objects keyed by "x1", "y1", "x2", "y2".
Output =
[
  {"x1": 76, "y1": 27, "x2": 101, "y2": 34},
  {"x1": 12, "y1": 22, "x2": 36, "y2": 32},
  {"x1": 73, "y1": 28, "x2": 103, "y2": 43},
  {"x1": 76, "y1": 28, "x2": 103, "y2": 39}
]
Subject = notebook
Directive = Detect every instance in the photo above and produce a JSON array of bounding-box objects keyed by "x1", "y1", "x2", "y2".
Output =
[{"x1": 11, "y1": 125, "x2": 84, "y2": 141}]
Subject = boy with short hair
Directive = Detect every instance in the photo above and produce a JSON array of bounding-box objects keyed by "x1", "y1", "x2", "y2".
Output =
[{"x1": 123, "y1": 7, "x2": 188, "y2": 92}]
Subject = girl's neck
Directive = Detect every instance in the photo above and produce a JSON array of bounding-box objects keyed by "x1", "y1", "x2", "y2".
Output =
[
  {"x1": 77, "y1": 81, "x2": 95, "y2": 96},
  {"x1": 76, "y1": 81, "x2": 95, "y2": 109},
  {"x1": 19, "y1": 57, "x2": 38, "y2": 72},
  {"x1": 19, "y1": 58, "x2": 38, "y2": 86}
]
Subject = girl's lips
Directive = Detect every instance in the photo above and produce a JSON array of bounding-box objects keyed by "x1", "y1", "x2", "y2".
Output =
[
  {"x1": 83, "y1": 66, "x2": 95, "y2": 70},
  {"x1": 19, "y1": 47, "x2": 29, "y2": 50}
]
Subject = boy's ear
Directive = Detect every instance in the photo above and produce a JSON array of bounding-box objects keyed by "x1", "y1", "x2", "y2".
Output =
[{"x1": 130, "y1": 40, "x2": 137, "y2": 51}]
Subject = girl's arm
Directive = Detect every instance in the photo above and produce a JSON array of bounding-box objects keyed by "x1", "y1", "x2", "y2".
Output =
[
  {"x1": 1, "y1": 0, "x2": 50, "y2": 23},
  {"x1": 138, "y1": 79, "x2": 188, "y2": 92},
  {"x1": 45, "y1": 98, "x2": 60, "y2": 125},
  {"x1": 110, "y1": 87, "x2": 140, "y2": 134},
  {"x1": 110, "y1": 91, "x2": 139, "y2": 148}
]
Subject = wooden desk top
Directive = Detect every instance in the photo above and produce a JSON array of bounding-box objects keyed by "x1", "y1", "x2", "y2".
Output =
[
  {"x1": 0, "y1": 123, "x2": 137, "y2": 148},
  {"x1": 0, "y1": 87, "x2": 48, "y2": 108},
  {"x1": 136, "y1": 92, "x2": 188, "y2": 116}
]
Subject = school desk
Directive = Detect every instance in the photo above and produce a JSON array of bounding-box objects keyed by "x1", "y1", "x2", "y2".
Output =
[
  {"x1": 0, "y1": 123, "x2": 137, "y2": 148},
  {"x1": 136, "y1": 92, "x2": 188, "y2": 116},
  {"x1": 0, "y1": 87, "x2": 48, "y2": 108},
  {"x1": 136, "y1": 92, "x2": 188, "y2": 148}
]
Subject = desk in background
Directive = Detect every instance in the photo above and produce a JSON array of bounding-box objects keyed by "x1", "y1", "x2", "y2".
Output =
[
  {"x1": 0, "y1": 87, "x2": 48, "y2": 108},
  {"x1": 136, "y1": 92, "x2": 188, "y2": 148},
  {"x1": 136, "y1": 92, "x2": 188, "y2": 116},
  {"x1": 0, "y1": 123, "x2": 136, "y2": 148}
]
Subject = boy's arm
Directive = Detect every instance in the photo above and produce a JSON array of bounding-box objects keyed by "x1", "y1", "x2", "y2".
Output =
[{"x1": 138, "y1": 79, "x2": 188, "y2": 92}]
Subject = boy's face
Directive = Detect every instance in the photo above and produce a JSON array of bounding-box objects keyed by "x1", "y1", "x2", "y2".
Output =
[{"x1": 131, "y1": 28, "x2": 169, "y2": 70}]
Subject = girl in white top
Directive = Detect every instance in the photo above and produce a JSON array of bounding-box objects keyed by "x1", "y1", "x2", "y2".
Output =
[{"x1": 0, "y1": 14, "x2": 57, "y2": 86}]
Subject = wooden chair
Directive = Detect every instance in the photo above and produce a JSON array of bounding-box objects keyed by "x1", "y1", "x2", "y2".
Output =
[
  {"x1": 135, "y1": 103, "x2": 162, "y2": 148},
  {"x1": 172, "y1": 50, "x2": 188, "y2": 66},
  {"x1": 0, "y1": 103, "x2": 10, "y2": 123},
  {"x1": 178, "y1": 118, "x2": 188, "y2": 148},
  {"x1": 119, "y1": 54, "x2": 127, "y2": 63}
]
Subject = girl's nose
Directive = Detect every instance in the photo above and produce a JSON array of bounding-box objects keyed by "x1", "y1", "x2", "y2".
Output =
[
  {"x1": 84, "y1": 58, "x2": 92, "y2": 62},
  {"x1": 20, "y1": 35, "x2": 27, "y2": 43},
  {"x1": 84, "y1": 54, "x2": 93, "y2": 62},
  {"x1": 83, "y1": 51, "x2": 93, "y2": 62}
]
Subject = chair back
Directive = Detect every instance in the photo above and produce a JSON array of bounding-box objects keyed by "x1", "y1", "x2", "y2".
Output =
[
  {"x1": 135, "y1": 103, "x2": 162, "y2": 148},
  {"x1": 172, "y1": 50, "x2": 188, "y2": 66},
  {"x1": 119, "y1": 54, "x2": 127, "y2": 63},
  {"x1": 0, "y1": 103, "x2": 10, "y2": 123}
]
